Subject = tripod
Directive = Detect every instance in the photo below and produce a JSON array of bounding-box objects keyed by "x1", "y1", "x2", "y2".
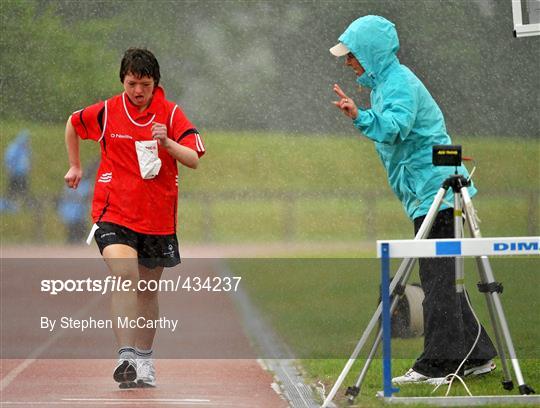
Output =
[{"x1": 322, "y1": 173, "x2": 535, "y2": 407}]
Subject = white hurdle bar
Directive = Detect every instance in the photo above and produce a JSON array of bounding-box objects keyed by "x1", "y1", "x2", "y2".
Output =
[
  {"x1": 377, "y1": 236, "x2": 540, "y2": 259},
  {"x1": 377, "y1": 236, "x2": 539, "y2": 398}
]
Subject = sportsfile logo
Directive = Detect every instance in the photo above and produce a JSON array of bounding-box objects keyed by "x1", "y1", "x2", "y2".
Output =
[{"x1": 493, "y1": 240, "x2": 539, "y2": 252}]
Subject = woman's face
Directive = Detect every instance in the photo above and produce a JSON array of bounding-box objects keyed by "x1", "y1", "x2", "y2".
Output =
[
  {"x1": 123, "y1": 73, "x2": 155, "y2": 111},
  {"x1": 345, "y1": 52, "x2": 366, "y2": 77}
]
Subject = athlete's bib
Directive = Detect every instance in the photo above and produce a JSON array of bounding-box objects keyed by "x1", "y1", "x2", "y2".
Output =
[{"x1": 135, "y1": 140, "x2": 162, "y2": 179}]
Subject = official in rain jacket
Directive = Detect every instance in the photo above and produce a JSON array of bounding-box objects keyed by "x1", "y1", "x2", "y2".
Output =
[
  {"x1": 335, "y1": 15, "x2": 475, "y2": 219},
  {"x1": 331, "y1": 15, "x2": 496, "y2": 382}
]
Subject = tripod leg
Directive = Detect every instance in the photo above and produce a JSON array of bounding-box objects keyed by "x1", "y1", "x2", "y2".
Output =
[
  {"x1": 321, "y1": 257, "x2": 418, "y2": 407},
  {"x1": 414, "y1": 187, "x2": 449, "y2": 240},
  {"x1": 475, "y1": 256, "x2": 514, "y2": 388},
  {"x1": 459, "y1": 187, "x2": 512, "y2": 385},
  {"x1": 346, "y1": 261, "x2": 418, "y2": 403},
  {"x1": 461, "y1": 187, "x2": 535, "y2": 394},
  {"x1": 453, "y1": 187, "x2": 515, "y2": 385},
  {"x1": 454, "y1": 191, "x2": 465, "y2": 293},
  {"x1": 321, "y1": 187, "x2": 449, "y2": 408},
  {"x1": 345, "y1": 329, "x2": 380, "y2": 403}
]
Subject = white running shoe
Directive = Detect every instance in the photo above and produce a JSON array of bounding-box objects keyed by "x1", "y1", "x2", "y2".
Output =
[
  {"x1": 114, "y1": 358, "x2": 137, "y2": 388},
  {"x1": 464, "y1": 359, "x2": 496, "y2": 377},
  {"x1": 392, "y1": 368, "x2": 449, "y2": 385},
  {"x1": 136, "y1": 358, "x2": 156, "y2": 388}
]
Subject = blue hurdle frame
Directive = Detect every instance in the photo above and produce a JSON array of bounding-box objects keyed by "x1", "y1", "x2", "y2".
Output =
[
  {"x1": 379, "y1": 236, "x2": 539, "y2": 398},
  {"x1": 381, "y1": 242, "x2": 399, "y2": 397}
]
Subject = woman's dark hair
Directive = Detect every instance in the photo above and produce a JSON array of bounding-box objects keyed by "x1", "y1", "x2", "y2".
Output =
[{"x1": 119, "y1": 48, "x2": 160, "y2": 86}]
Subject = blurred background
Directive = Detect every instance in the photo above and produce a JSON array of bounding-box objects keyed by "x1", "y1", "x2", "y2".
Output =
[{"x1": 1, "y1": 0, "x2": 539, "y2": 246}]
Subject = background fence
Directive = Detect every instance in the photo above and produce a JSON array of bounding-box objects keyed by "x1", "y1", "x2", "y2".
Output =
[{"x1": 2, "y1": 189, "x2": 537, "y2": 245}]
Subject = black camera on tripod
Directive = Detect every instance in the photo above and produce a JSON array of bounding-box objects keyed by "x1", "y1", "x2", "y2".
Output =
[{"x1": 432, "y1": 145, "x2": 462, "y2": 166}]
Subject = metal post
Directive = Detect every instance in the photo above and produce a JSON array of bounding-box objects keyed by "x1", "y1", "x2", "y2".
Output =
[
  {"x1": 454, "y1": 192, "x2": 465, "y2": 293},
  {"x1": 381, "y1": 242, "x2": 398, "y2": 397}
]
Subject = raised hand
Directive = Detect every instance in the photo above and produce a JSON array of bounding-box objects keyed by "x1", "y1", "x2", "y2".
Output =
[
  {"x1": 152, "y1": 122, "x2": 169, "y2": 147},
  {"x1": 332, "y1": 83, "x2": 358, "y2": 120}
]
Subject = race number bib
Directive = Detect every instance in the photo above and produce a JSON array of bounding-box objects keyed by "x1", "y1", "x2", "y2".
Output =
[{"x1": 135, "y1": 140, "x2": 162, "y2": 179}]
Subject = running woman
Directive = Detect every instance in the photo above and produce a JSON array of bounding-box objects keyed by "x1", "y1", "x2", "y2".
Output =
[{"x1": 64, "y1": 48, "x2": 205, "y2": 388}]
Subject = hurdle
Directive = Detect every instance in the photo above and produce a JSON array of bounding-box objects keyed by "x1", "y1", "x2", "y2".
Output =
[{"x1": 377, "y1": 236, "x2": 539, "y2": 405}]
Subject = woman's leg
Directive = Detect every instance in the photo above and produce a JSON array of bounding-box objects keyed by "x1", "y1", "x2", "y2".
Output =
[
  {"x1": 412, "y1": 208, "x2": 465, "y2": 377},
  {"x1": 102, "y1": 244, "x2": 139, "y2": 352},
  {"x1": 136, "y1": 264, "x2": 164, "y2": 350}
]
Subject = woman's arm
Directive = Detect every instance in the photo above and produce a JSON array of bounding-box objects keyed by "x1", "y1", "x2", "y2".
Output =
[
  {"x1": 152, "y1": 122, "x2": 199, "y2": 169},
  {"x1": 64, "y1": 116, "x2": 83, "y2": 188}
]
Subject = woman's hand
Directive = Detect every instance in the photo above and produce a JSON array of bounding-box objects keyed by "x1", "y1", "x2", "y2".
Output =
[
  {"x1": 332, "y1": 83, "x2": 358, "y2": 120},
  {"x1": 64, "y1": 166, "x2": 82, "y2": 189},
  {"x1": 152, "y1": 122, "x2": 170, "y2": 148}
]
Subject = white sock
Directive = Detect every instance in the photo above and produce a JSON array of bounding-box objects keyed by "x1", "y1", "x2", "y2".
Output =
[
  {"x1": 135, "y1": 347, "x2": 153, "y2": 359},
  {"x1": 118, "y1": 346, "x2": 136, "y2": 360}
]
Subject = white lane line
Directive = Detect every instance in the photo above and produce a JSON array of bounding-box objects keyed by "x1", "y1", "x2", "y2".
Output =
[
  {"x1": 0, "y1": 293, "x2": 103, "y2": 392},
  {"x1": 1, "y1": 403, "x2": 221, "y2": 406},
  {"x1": 63, "y1": 399, "x2": 211, "y2": 402},
  {"x1": 218, "y1": 261, "x2": 319, "y2": 407}
]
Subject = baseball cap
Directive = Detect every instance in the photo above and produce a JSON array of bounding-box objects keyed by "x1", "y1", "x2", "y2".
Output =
[{"x1": 329, "y1": 42, "x2": 349, "y2": 57}]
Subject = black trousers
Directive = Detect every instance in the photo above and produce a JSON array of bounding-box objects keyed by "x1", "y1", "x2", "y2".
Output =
[{"x1": 412, "y1": 208, "x2": 497, "y2": 377}]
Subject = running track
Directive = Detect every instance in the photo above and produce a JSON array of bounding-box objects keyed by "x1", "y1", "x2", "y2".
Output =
[{"x1": 1, "y1": 245, "x2": 288, "y2": 407}]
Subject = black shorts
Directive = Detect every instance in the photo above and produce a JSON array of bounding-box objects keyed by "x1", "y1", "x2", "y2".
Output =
[{"x1": 94, "y1": 222, "x2": 181, "y2": 269}]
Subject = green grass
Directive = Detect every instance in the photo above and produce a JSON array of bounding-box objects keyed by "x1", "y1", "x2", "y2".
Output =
[
  {"x1": 302, "y1": 358, "x2": 540, "y2": 406},
  {"x1": 229, "y1": 256, "x2": 540, "y2": 406},
  {"x1": 1, "y1": 121, "x2": 539, "y2": 243}
]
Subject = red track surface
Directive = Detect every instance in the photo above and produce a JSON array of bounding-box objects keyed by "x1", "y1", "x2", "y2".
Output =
[
  {"x1": 1, "y1": 246, "x2": 288, "y2": 407},
  {"x1": 1, "y1": 359, "x2": 286, "y2": 406}
]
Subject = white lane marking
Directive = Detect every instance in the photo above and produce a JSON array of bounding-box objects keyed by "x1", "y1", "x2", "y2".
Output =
[
  {"x1": 1, "y1": 402, "x2": 221, "y2": 406},
  {"x1": 62, "y1": 399, "x2": 211, "y2": 402}
]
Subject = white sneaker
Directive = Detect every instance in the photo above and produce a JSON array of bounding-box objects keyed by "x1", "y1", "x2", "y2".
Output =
[
  {"x1": 464, "y1": 360, "x2": 496, "y2": 377},
  {"x1": 136, "y1": 358, "x2": 156, "y2": 388},
  {"x1": 392, "y1": 368, "x2": 449, "y2": 385},
  {"x1": 114, "y1": 357, "x2": 137, "y2": 388}
]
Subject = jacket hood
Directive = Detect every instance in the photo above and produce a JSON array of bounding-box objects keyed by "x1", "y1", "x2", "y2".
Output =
[{"x1": 338, "y1": 15, "x2": 400, "y2": 88}]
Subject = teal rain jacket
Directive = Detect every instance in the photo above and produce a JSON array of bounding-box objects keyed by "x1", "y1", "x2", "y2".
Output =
[{"x1": 338, "y1": 15, "x2": 476, "y2": 220}]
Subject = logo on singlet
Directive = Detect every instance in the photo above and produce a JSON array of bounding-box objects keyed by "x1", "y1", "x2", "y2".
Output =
[{"x1": 110, "y1": 133, "x2": 133, "y2": 140}]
